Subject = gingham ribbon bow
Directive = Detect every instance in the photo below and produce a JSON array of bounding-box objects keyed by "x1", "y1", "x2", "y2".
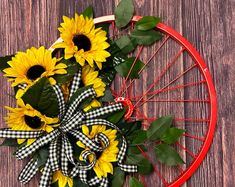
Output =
[{"x1": 0, "y1": 70, "x2": 137, "y2": 187}]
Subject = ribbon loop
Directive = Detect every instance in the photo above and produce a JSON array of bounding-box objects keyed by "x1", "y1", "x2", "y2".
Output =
[{"x1": 0, "y1": 128, "x2": 42, "y2": 139}]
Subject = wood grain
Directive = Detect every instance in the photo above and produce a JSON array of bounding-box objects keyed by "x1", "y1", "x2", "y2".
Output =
[{"x1": 0, "y1": 0, "x2": 234, "y2": 186}]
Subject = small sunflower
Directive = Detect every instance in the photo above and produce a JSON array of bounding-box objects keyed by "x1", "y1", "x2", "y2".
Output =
[
  {"x1": 82, "y1": 65, "x2": 105, "y2": 97},
  {"x1": 52, "y1": 170, "x2": 73, "y2": 187},
  {"x1": 5, "y1": 99, "x2": 59, "y2": 145},
  {"x1": 53, "y1": 14, "x2": 111, "y2": 69},
  {"x1": 83, "y1": 99, "x2": 101, "y2": 112},
  {"x1": 77, "y1": 125, "x2": 119, "y2": 179},
  {"x1": 3, "y1": 46, "x2": 67, "y2": 87}
]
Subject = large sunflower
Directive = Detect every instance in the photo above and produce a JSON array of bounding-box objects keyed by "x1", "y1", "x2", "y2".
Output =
[
  {"x1": 5, "y1": 99, "x2": 59, "y2": 145},
  {"x1": 3, "y1": 46, "x2": 67, "y2": 87},
  {"x1": 53, "y1": 14, "x2": 111, "y2": 69},
  {"x1": 77, "y1": 125, "x2": 119, "y2": 179},
  {"x1": 52, "y1": 170, "x2": 73, "y2": 187}
]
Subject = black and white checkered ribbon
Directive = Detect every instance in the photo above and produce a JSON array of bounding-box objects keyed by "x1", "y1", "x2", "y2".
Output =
[{"x1": 0, "y1": 72, "x2": 137, "y2": 187}]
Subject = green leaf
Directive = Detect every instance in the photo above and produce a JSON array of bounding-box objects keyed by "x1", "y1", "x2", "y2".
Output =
[
  {"x1": 115, "y1": 35, "x2": 137, "y2": 54},
  {"x1": 126, "y1": 154, "x2": 153, "y2": 175},
  {"x1": 131, "y1": 29, "x2": 162, "y2": 46},
  {"x1": 22, "y1": 78, "x2": 59, "y2": 117},
  {"x1": 51, "y1": 181, "x2": 59, "y2": 187},
  {"x1": 129, "y1": 177, "x2": 144, "y2": 187},
  {"x1": 117, "y1": 120, "x2": 142, "y2": 136},
  {"x1": 53, "y1": 58, "x2": 80, "y2": 85},
  {"x1": 100, "y1": 88, "x2": 114, "y2": 102},
  {"x1": 96, "y1": 23, "x2": 110, "y2": 35},
  {"x1": 82, "y1": 6, "x2": 94, "y2": 18},
  {"x1": 127, "y1": 145, "x2": 147, "y2": 154},
  {"x1": 115, "y1": 0, "x2": 134, "y2": 28},
  {"x1": 161, "y1": 128, "x2": 185, "y2": 144},
  {"x1": 107, "y1": 107, "x2": 127, "y2": 124},
  {"x1": 34, "y1": 146, "x2": 49, "y2": 168},
  {"x1": 73, "y1": 178, "x2": 89, "y2": 187},
  {"x1": 115, "y1": 57, "x2": 144, "y2": 79},
  {"x1": 99, "y1": 69, "x2": 116, "y2": 86},
  {"x1": 0, "y1": 55, "x2": 13, "y2": 71},
  {"x1": 155, "y1": 143, "x2": 184, "y2": 166},
  {"x1": 147, "y1": 115, "x2": 173, "y2": 141},
  {"x1": 135, "y1": 16, "x2": 161, "y2": 31},
  {"x1": 0, "y1": 138, "x2": 18, "y2": 147},
  {"x1": 127, "y1": 130, "x2": 147, "y2": 144},
  {"x1": 111, "y1": 167, "x2": 125, "y2": 187}
]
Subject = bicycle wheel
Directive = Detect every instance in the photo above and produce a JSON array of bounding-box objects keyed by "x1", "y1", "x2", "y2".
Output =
[{"x1": 50, "y1": 15, "x2": 217, "y2": 187}]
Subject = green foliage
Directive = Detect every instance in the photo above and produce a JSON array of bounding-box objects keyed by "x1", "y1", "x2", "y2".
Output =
[
  {"x1": 111, "y1": 167, "x2": 125, "y2": 187},
  {"x1": 135, "y1": 16, "x2": 161, "y2": 31},
  {"x1": 53, "y1": 58, "x2": 80, "y2": 85},
  {"x1": 22, "y1": 78, "x2": 59, "y2": 117},
  {"x1": 127, "y1": 129, "x2": 147, "y2": 145},
  {"x1": 126, "y1": 154, "x2": 153, "y2": 175},
  {"x1": 115, "y1": 0, "x2": 134, "y2": 28},
  {"x1": 160, "y1": 128, "x2": 185, "y2": 144},
  {"x1": 99, "y1": 69, "x2": 116, "y2": 86},
  {"x1": 73, "y1": 178, "x2": 89, "y2": 187},
  {"x1": 127, "y1": 145, "x2": 147, "y2": 155},
  {"x1": 107, "y1": 107, "x2": 127, "y2": 124},
  {"x1": 0, "y1": 55, "x2": 13, "y2": 71},
  {"x1": 96, "y1": 23, "x2": 110, "y2": 35},
  {"x1": 115, "y1": 57, "x2": 144, "y2": 79},
  {"x1": 100, "y1": 88, "x2": 114, "y2": 102},
  {"x1": 146, "y1": 115, "x2": 173, "y2": 141},
  {"x1": 129, "y1": 177, "x2": 144, "y2": 187},
  {"x1": 0, "y1": 138, "x2": 18, "y2": 147},
  {"x1": 81, "y1": 6, "x2": 94, "y2": 18},
  {"x1": 131, "y1": 29, "x2": 162, "y2": 46},
  {"x1": 155, "y1": 143, "x2": 184, "y2": 166},
  {"x1": 34, "y1": 146, "x2": 49, "y2": 168},
  {"x1": 116, "y1": 120, "x2": 142, "y2": 137},
  {"x1": 115, "y1": 35, "x2": 137, "y2": 54}
]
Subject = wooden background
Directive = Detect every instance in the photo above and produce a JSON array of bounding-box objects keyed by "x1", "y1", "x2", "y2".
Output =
[{"x1": 0, "y1": 0, "x2": 234, "y2": 186}]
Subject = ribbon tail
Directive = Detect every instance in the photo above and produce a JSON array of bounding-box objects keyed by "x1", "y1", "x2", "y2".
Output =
[
  {"x1": 39, "y1": 160, "x2": 52, "y2": 187},
  {"x1": 118, "y1": 163, "x2": 138, "y2": 173},
  {"x1": 88, "y1": 177, "x2": 108, "y2": 187},
  {"x1": 61, "y1": 134, "x2": 77, "y2": 176},
  {"x1": 15, "y1": 130, "x2": 60, "y2": 160},
  {"x1": 0, "y1": 129, "x2": 42, "y2": 139},
  {"x1": 18, "y1": 158, "x2": 38, "y2": 184},
  {"x1": 49, "y1": 138, "x2": 60, "y2": 171},
  {"x1": 69, "y1": 70, "x2": 82, "y2": 99},
  {"x1": 85, "y1": 103, "x2": 123, "y2": 119}
]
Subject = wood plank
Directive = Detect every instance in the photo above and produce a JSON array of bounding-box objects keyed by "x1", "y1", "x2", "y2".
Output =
[{"x1": 0, "y1": 0, "x2": 234, "y2": 186}]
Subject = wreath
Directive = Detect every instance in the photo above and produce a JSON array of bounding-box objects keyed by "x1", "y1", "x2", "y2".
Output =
[{"x1": 0, "y1": 1, "x2": 185, "y2": 187}]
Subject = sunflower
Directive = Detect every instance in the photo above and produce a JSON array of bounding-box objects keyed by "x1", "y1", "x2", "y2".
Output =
[
  {"x1": 52, "y1": 170, "x2": 73, "y2": 187},
  {"x1": 5, "y1": 99, "x2": 59, "y2": 145},
  {"x1": 3, "y1": 46, "x2": 67, "y2": 87},
  {"x1": 77, "y1": 125, "x2": 119, "y2": 179},
  {"x1": 83, "y1": 99, "x2": 101, "y2": 112},
  {"x1": 82, "y1": 65, "x2": 105, "y2": 97},
  {"x1": 53, "y1": 14, "x2": 111, "y2": 69}
]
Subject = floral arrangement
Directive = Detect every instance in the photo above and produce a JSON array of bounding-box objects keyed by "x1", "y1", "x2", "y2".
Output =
[{"x1": 0, "y1": 1, "x2": 185, "y2": 187}]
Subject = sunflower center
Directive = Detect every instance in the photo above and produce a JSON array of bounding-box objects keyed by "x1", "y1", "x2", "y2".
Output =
[
  {"x1": 24, "y1": 115, "x2": 43, "y2": 129},
  {"x1": 27, "y1": 65, "x2": 46, "y2": 80},
  {"x1": 73, "y1": 34, "x2": 91, "y2": 51}
]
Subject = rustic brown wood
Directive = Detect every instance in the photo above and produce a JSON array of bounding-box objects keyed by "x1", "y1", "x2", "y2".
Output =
[{"x1": 0, "y1": 0, "x2": 234, "y2": 186}]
